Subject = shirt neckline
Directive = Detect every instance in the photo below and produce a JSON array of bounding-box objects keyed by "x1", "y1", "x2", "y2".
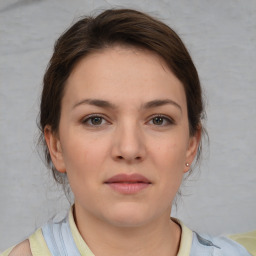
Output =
[{"x1": 68, "y1": 207, "x2": 193, "y2": 256}]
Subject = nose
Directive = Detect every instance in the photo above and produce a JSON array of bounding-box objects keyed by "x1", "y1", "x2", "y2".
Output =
[{"x1": 111, "y1": 121, "x2": 146, "y2": 163}]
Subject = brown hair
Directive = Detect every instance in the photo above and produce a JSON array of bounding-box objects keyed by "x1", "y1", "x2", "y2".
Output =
[{"x1": 39, "y1": 8, "x2": 205, "y2": 185}]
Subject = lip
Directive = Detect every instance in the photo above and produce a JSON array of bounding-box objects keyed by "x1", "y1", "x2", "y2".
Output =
[{"x1": 104, "y1": 173, "x2": 152, "y2": 194}]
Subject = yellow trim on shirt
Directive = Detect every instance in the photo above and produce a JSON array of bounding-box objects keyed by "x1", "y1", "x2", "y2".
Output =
[
  {"x1": 0, "y1": 246, "x2": 14, "y2": 256},
  {"x1": 29, "y1": 228, "x2": 52, "y2": 256},
  {"x1": 229, "y1": 230, "x2": 256, "y2": 256},
  {"x1": 69, "y1": 208, "x2": 95, "y2": 256},
  {"x1": 174, "y1": 219, "x2": 193, "y2": 256},
  {"x1": 0, "y1": 229, "x2": 51, "y2": 256}
]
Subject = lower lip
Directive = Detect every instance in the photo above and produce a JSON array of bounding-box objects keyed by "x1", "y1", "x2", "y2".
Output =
[{"x1": 106, "y1": 183, "x2": 150, "y2": 194}]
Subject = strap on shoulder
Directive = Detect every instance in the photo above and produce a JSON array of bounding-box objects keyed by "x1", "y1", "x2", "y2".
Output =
[
  {"x1": 190, "y1": 231, "x2": 253, "y2": 256},
  {"x1": 42, "y1": 214, "x2": 81, "y2": 256}
]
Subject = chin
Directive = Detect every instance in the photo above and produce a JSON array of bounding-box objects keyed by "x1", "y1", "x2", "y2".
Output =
[{"x1": 103, "y1": 204, "x2": 153, "y2": 228}]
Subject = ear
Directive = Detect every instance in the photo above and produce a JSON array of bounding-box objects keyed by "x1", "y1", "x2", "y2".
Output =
[
  {"x1": 184, "y1": 128, "x2": 202, "y2": 173},
  {"x1": 44, "y1": 125, "x2": 66, "y2": 173}
]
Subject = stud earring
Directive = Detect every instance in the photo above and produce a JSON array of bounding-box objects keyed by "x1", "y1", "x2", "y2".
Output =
[{"x1": 185, "y1": 163, "x2": 189, "y2": 167}]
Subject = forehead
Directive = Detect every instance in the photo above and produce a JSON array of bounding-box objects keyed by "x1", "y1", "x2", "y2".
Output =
[
  {"x1": 63, "y1": 45, "x2": 186, "y2": 108},
  {"x1": 70, "y1": 45, "x2": 170, "y2": 78}
]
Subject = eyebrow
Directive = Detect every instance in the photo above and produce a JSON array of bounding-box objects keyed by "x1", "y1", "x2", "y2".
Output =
[
  {"x1": 73, "y1": 98, "x2": 182, "y2": 112},
  {"x1": 73, "y1": 99, "x2": 117, "y2": 109},
  {"x1": 142, "y1": 99, "x2": 182, "y2": 112}
]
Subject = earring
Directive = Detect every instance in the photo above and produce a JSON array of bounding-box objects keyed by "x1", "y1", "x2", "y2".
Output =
[{"x1": 185, "y1": 163, "x2": 189, "y2": 167}]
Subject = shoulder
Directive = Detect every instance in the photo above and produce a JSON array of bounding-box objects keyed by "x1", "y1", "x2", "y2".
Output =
[
  {"x1": 5, "y1": 240, "x2": 32, "y2": 256},
  {"x1": 228, "y1": 230, "x2": 256, "y2": 256},
  {"x1": 1, "y1": 228, "x2": 52, "y2": 256},
  {"x1": 191, "y1": 232, "x2": 253, "y2": 256}
]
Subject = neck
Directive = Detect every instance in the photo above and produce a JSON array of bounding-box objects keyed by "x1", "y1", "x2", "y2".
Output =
[{"x1": 73, "y1": 204, "x2": 181, "y2": 256}]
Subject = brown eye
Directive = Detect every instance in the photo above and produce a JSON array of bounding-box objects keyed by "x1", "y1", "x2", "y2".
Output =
[
  {"x1": 91, "y1": 117, "x2": 103, "y2": 125},
  {"x1": 82, "y1": 115, "x2": 107, "y2": 126},
  {"x1": 149, "y1": 115, "x2": 174, "y2": 126},
  {"x1": 152, "y1": 116, "x2": 164, "y2": 125}
]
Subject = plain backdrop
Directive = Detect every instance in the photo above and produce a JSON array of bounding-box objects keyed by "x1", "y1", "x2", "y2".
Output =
[{"x1": 0, "y1": 0, "x2": 255, "y2": 251}]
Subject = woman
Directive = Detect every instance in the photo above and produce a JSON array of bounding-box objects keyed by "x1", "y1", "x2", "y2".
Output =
[{"x1": 2, "y1": 8, "x2": 254, "y2": 256}]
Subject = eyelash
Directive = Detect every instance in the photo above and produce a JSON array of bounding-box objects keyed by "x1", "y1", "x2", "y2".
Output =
[
  {"x1": 81, "y1": 114, "x2": 109, "y2": 126},
  {"x1": 81, "y1": 114, "x2": 175, "y2": 127},
  {"x1": 147, "y1": 114, "x2": 175, "y2": 126}
]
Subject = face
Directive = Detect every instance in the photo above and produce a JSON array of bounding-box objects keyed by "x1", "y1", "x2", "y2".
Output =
[{"x1": 45, "y1": 46, "x2": 200, "y2": 228}]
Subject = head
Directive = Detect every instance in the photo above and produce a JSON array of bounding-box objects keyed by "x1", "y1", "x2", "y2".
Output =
[{"x1": 39, "y1": 9, "x2": 205, "y2": 222}]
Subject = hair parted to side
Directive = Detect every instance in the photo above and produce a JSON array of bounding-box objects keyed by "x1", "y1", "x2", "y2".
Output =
[{"x1": 39, "y1": 8, "x2": 205, "y2": 186}]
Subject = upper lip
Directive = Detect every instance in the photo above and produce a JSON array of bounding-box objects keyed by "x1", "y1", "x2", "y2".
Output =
[{"x1": 105, "y1": 173, "x2": 151, "y2": 184}]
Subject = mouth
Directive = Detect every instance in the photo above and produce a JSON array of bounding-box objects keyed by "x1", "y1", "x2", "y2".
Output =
[{"x1": 104, "y1": 173, "x2": 152, "y2": 194}]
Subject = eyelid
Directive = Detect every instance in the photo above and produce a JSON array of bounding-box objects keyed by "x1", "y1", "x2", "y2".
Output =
[
  {"x1": 81, "y1": 113, "x2": 110, "y2": 126},
  {"x1": 147, "y1": 114, "x2": 175, "y2": 125},
  {"x1": 80, "y1": 113, "x2": 175, "y2": 126}
]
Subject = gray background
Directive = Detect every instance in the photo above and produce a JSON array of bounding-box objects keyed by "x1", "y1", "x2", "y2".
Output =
[{"x1": 0, "y1": 0, "x2": 255, "y2": 251}]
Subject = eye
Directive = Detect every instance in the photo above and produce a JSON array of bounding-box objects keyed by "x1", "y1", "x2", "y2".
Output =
[
  {"x1": 148, "y1": 115, "x2": 174, "y2": 126},
  {"x1": 82, "y1": 115, "x2": 108, "y2": 126}
]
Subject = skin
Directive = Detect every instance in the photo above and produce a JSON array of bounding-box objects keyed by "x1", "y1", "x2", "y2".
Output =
[{"x1": 45, "y1": 45, "x2": 201, "y2": 256}]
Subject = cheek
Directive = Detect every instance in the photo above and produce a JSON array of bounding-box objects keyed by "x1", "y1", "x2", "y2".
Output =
[
  {"x1": 60, "y1": 134, "x2": 114, "y2": 201},
  {"x1": 61, "y1": 129, "x2": 109, "y2": 168},
  {"x1": 61, "y1": 136, "x2": 108, "y2": 199},
  {"x1": 149, "y1": 137, "x2": 188, "y2": 192},
  {"x1": 152, "y1": 139, "x2": 188, "y2": 169}
]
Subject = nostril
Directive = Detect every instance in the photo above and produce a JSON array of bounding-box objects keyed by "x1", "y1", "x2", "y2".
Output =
[{"x1": 116, "y1": 155, "x2": 141, "y2": 160}]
